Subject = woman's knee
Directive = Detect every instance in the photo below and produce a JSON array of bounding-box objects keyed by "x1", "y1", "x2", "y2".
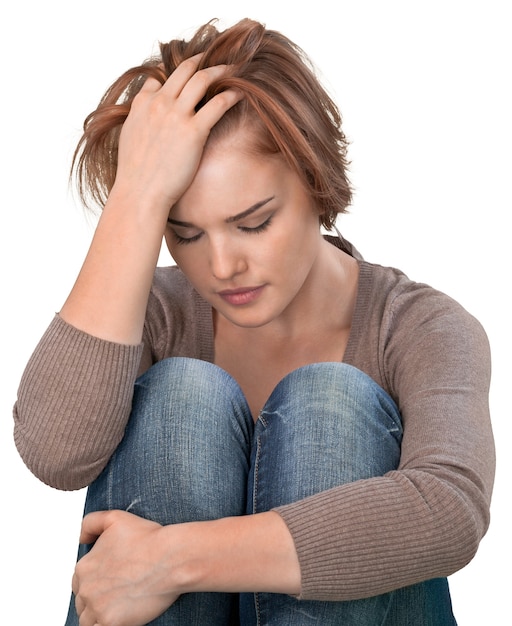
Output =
[
  {"x1": 264, "y1": 362, "x2": 400, "y2": 428},
  {"x1": 250, "y1": 363, "x2": 403, "y2": 509},
  {"x1": 86, "y1": 358, "x2": 253, "y2": 523},
  {"x1": 131, "y1": 357, "x2": 253, "y2": 443},
  {"x1": 263, "y1": 363, "x2": 401, "y2": 447}
]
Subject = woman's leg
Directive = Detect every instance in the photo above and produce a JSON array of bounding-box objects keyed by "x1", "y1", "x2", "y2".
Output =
[
  {"x1": 240, "y1": 362, "x2": 456, "y2": 626},
  {"x1": 65, "y1": 357, "x2": 253, "y2": 626}
]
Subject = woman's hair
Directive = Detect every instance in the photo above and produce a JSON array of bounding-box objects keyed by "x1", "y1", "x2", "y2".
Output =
[{"x1": 73, "y1": 18, "x2": 352, "y2": 229}]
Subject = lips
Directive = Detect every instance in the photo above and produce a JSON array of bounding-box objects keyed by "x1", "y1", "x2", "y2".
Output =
[{"x1": 217, "y1": 285, "x2": 265, "y2": 306}]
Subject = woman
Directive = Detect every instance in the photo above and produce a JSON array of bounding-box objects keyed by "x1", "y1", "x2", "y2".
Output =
[{"x1": 13, "y1": 18, "x2": 494, "y2": 626}]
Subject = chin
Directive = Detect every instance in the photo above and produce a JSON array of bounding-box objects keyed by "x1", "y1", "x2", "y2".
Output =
[{"x1": 222, "y1": 310, "x2": 275, "y2": 329}]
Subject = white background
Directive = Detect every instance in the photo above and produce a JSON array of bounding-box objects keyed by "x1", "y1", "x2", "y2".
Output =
[{"x1": 2, "y1": 1, "x2": 510, "y2": 623}]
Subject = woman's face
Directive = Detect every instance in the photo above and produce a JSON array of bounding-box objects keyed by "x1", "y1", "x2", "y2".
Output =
[{"x1": 165, "y1": 131, "x2": 325, "y2": 330}]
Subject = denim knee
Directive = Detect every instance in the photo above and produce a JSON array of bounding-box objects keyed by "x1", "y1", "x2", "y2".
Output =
[
  {"x1": 249, "y1": 362, "x2": 403, "y2": 511},
  {"x1": 85, "y1": 357, "x2": 254, "y2": 524}
]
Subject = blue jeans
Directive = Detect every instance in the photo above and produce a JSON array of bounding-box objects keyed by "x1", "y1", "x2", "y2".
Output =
[{"x1": 65, "y1": 358, "x2": 456, "y2": 625}]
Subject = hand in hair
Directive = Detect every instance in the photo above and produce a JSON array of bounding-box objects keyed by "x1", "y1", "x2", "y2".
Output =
[
  {"x1": 59, "y1": 57, "x2": 241, "y2": 345},
  {"x1": 114, "y1": 54, "x2": 242, "y2": 211}
]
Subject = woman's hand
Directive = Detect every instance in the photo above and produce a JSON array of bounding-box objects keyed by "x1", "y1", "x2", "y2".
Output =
[
  {"x1": 71, "y1": 509, "x2": 301, "y2": 626},
  {"x1": 114, "y1": 55, "x2": 241, "y2": 212},
  {"x1": 60, "y1": 57, "x2": 240, "y2": 344},
  {"x1": 72, "y1": 510, "x2": 179, "y2": 626}
]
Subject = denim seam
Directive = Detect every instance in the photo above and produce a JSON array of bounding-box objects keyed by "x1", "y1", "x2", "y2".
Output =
[
  {"x1": 254, "y1": 591, "x2": 261, "y2": 626},
  {"x1": 252, "y1": 434, "x2": 261, "y2": 514},
  {"x1": 253, "y1": 432, "x2": 263, "y2": 625},
  {"x1": 106, "y1": 461, "x2": 114, "y2": 510}
]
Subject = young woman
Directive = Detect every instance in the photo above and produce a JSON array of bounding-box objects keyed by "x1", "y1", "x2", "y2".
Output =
[{"x1": 13, "y1": 18, "x2": 494, "y2": 626}]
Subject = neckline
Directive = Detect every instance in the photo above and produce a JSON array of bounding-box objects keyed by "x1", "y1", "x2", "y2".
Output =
[{"x1": 194, "y1": 255, "x2": 373, "y2": 367}]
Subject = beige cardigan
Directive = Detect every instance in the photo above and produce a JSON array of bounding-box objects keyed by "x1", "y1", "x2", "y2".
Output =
[{"x1": 13, "y1": 242, "x2": 494, "y2": 601}]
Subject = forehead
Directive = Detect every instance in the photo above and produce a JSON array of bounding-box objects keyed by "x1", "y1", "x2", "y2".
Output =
[
  {"x1": 180, "y1": 147, "x2": 286, "y2": 202},
  {"x1": 170, "y1": 142, "x2": 299, "y2": 224}
]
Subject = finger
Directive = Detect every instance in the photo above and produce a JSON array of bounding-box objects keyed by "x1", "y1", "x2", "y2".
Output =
[
  {"x1": 72, "y1": 571, "x2": 79, "y2": 596},
  {"x1": 159, "y1": 54, "x2": 204, "y2": 99},
  {"x1": 137, "y1": 56, "x2": 195, "y2": 96},
  {"x1": 77, "y1": 606, "x2": 97, "y2": 626},
  {"x1": 195, "y1": 88, "x2": 244, "y2": 129},
  {"x1": 173, "y1": 64, "x2": 231, "y2": 112},
  {"x1": 138, "y1": 75, "x2": 166, "y2": 94},
  {"x1": 72, "y1": 584, "x2": 87, "y2": 623},
  {"x1": 79, "y1": 510, "x2": 112, "y2": 544},
  {"x1": 73, "y1": 588, "x2": 85, "y2": 617}
]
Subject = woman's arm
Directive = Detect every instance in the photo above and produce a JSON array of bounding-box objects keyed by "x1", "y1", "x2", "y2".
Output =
[
  {"x1": 276, "y1": 284, "x2": 495, "y2": 601},
  {"x1": 72, "y1": 510, "x2": 300, "y2": 626},
  {"x1": 60, "y1": 57, "x2": 240, "y2": 345},
  {"x1": 13, "y1": 60, "x2": 240, "y2": 488}
]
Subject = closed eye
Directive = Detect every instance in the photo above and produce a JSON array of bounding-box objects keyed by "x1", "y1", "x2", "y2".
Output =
[
  {"x1": 169, "y1": 214, "x2": 274, "y2": 245},
  {"x1": 238, "y1": 215, "x2": 273, "y2": 234},
  {"x1": 170, "y1": 229, "x2": 203, "y2": 245}
]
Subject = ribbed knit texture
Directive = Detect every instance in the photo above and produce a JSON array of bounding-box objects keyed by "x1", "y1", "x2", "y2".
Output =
[
  {"x1": 12, "y1": 253, "x2": 494, "y2": 600},
  {"x1": 14, "y1": 316, "x2": 143, "y2": 490}
]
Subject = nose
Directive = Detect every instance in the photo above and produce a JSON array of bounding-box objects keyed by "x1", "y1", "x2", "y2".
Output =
[{"x1": 209, "y1": 237, "x2": 247, "y2": 280}]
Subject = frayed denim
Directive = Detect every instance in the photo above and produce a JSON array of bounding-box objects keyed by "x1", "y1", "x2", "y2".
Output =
[{"x1": 65, "y1": 358, "x2": 456, "y2": 625}]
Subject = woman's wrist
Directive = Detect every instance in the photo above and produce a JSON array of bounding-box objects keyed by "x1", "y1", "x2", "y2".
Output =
[
  {"x1": 161, "y1": 511, "x2": 301, "y2": 596},
  {"x1": 106, "y1": 180, "x2": 174, "y2": 223}
]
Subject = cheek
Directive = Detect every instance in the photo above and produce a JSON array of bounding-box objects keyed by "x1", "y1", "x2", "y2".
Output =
[{"x1": 271, "y1": 220, "x2": 320, "y2": 265}]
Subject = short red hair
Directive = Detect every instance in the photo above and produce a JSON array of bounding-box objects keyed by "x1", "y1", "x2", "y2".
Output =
[{"x1": 73, "y1": 19, "x2": 352, "y2": 229}]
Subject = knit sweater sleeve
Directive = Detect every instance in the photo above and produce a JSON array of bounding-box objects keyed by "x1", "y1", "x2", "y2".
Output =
[
  {"x1": 13, "y1": 314, "x2": 144, "y2": 490},
  {"x1": 274, "y1": 266, "x2": 494, "y2": 601},
  {"x1": 12, "y1": 267, "x2": 210, "y2": 491}
]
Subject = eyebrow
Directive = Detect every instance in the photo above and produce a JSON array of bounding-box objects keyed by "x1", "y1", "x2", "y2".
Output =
[{"x1": 168, "y1": 196, "x2": 275, "y2": 227}]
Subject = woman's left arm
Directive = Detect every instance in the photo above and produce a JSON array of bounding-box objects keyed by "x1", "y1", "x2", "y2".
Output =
[
  {"x1": 276, "y1": 288, "x2": 495, "y2": 600},
  {"x1": 72, "y1": 509, "x2": 300, "y2": 626}
]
